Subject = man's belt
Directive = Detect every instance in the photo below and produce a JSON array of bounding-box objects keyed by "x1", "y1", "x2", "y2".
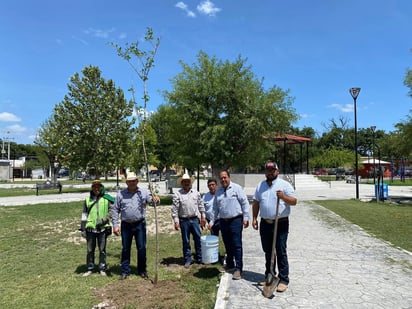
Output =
[
  {"x1": 123, "y1": 218, "x2": 145, "y2": 225},
  {"x1": 222, "y1": 214, "x2": 243, "y2": 222},
  {"x1": 179, "y1": 216, "x2": 198, "y2": 220},
  {"x1": 262, "y1": 217, "x2": 288, "y2": 224}
]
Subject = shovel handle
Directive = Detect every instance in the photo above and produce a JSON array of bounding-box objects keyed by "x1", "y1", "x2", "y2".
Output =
[{"x1": 269, "y1": 197, "x2": 280, "y2": 277}]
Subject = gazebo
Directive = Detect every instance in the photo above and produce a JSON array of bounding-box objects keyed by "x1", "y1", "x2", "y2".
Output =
[{"x1": 272, "y1": 133, "x2": 312, "y2": 174}]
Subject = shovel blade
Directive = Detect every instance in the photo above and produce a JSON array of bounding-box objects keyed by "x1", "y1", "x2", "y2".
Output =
[{"x1": 262, "y1": 275, "x2": 279, "y2": 298}]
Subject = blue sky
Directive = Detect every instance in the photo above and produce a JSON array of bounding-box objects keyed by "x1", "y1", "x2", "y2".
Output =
[{"x1": 1, "y1": 0, "x2": 411, "y2": 145}]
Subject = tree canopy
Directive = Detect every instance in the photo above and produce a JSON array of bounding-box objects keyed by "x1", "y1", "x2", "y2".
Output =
[
  {"x1": 161, "y1": 51, "x2": 297, "y2": 172},
  {"x1": 36, "y1": 65, "x2": 135, "y2": 177}
]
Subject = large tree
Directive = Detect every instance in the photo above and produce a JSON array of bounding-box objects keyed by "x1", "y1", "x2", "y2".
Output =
[
  {"x1": 38, "y1": 65, "x2": 135, "y2": 177},
  {"x1": 163, "y1": 51, "x2": 297, "y2": 172}
]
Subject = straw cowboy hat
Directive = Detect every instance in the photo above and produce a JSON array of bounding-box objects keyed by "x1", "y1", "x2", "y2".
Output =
[
  {"x1": 126, "y1": 172, "x2": 138, "y2": 181},
  {"x1": 177, "y1": 173, "x2": 195, "y2": 186}
]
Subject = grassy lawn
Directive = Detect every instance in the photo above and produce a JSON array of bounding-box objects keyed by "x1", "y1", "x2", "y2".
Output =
[
  {"x1": 316, "y1": 199, "x2": 412, "y2": 252},
  {"x1": 0, "y1": 202, "x2": 223, "y2": 308}
]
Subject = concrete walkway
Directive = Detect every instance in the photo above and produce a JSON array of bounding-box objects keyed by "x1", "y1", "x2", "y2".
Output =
[{"x1": 215, "y1": 183, "x2": 412, "y2": 309}]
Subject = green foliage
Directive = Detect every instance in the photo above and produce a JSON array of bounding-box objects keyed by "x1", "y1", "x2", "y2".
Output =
[
  {"x1": 36, "y1": 65, "x2": 135, "y2": 177},
  {"x1": 149, "y1": 105, "x2": 180, "y2": 170},
  {"x1": 310, "y1": 148, "x2": 354, "y2": 169},
  {"x1": 163, "y1": 51, "x2": 297, "y2": 171},
  {"x1": 393, "y1": 110, "x2": 412, "y2": 159},
  {"x1": 404, "y1": 50, "x2": 412, "y2": 98}
]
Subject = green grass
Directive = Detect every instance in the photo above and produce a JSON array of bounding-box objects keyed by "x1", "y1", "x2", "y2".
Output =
[
  {"x1": 316, "y1": 200, "x2": 412, "y2": 252},
  {"x1": 0, "y1": 202, "x2": 222, "y2": 308}
]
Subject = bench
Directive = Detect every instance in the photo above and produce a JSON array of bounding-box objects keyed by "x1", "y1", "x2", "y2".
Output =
[{"x1": 36, "y1": 181, "x2": 63, "y2": 196}]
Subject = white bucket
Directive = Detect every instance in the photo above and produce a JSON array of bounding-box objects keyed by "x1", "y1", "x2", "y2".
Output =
[{"x1": 201, "y1": 235, "x2": 219, "y2": 264}]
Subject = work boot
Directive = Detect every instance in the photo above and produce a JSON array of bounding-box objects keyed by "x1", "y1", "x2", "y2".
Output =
[
  {"x1": 276, "y1": 283, "x2": 288, "y2": 292},
  {"x1": 232, "y1": 270, "x2": 242, "y2": 280}
]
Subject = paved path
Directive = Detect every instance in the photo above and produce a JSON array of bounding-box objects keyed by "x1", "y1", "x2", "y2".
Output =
[{"x1": 215, "y1": 184, "x2": 412, "y2": 309}]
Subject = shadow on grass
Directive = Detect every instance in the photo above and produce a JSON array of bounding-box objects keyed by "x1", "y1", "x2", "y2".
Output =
[{"x1": 161, "y1": 256, "x2": 185, "y2": 266}]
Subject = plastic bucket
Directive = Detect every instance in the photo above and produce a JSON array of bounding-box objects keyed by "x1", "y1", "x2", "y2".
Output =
[{"x1": 201, "y1": 235, "x2": 219, "y2": 264}]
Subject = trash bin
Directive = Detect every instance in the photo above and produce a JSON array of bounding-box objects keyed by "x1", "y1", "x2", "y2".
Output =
[{"x1": 374, "y1": 183, "x2": 388, "y2": 200}]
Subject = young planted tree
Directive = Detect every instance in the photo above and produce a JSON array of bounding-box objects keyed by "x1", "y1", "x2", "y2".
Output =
[{"x1": 111, "y1": 27, "x2": 162, "y2": 284}]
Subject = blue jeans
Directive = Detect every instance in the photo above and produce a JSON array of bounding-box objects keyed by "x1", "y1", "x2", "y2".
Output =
[
  {"x1": 86, "y1": 231, "x2": 107, "y2": 271},
  {"x1": 220, "y1": 216, "x2": 243, "y2": 271},
  {"x1": 179, "y1": 217, "x2": 202, "y2": 264},
  {"x1": 259, "y1": 218, "x2": 289, "y2": 285},
  {"x1": 120, "y1": 220, "x2": 147, "y2": 275}
]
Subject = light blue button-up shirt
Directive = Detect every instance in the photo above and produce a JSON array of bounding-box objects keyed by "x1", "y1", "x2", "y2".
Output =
[
  {"x1": 112, "y1": 188, "x2": 152, "y2": 227},
  {"x1": 253, "y1": 178, "x2": 296, "y2": 219},
  {"x1": 211, "y1": 181, "x2": 249, "y2": 225},
  {"x1": 203, "y1": 191, "x2": 216, "y2": 221}
]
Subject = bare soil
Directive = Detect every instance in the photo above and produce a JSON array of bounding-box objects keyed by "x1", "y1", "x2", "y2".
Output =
[{"x1": 93, "y1": 279, "x2": 188, "y2": 309}]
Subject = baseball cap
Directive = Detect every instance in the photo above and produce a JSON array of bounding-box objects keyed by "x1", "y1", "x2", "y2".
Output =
[{"x1": 264, "y1": 162, "x2": 278, "y2": 169}]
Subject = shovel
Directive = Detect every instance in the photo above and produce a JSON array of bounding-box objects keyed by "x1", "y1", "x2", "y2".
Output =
[{"x1": 262, "y1": 197, "x2": 280, "y2": 298}]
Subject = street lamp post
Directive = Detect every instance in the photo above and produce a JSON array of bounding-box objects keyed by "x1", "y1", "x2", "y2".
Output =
[
  {"x1": 350, "y1": 87, "x2": 361, "y2": 199},
  {"x1": 370, "y1": 126, "x2": 376, "y2": 184}
]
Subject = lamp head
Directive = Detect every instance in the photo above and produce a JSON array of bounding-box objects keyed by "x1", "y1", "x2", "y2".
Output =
[{"x1": 349, "y1": 87, "x2": 361, "y2": 99}]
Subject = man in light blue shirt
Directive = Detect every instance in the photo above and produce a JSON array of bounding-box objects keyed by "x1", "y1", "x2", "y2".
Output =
[
  {"x1": 252, "y1": 162, "x2": 297, "y2": 293},
  {"x1": 203, "y1": 178, "x2": 220, "y2": 236},
  {"x1": 209, "y1": 170, "x2": 249, "y2": 280},
  {"x1": 112, "y1": 172, "x2": 160, "y2": 280}
]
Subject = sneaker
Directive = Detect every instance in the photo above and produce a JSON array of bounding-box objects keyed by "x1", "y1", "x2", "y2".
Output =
[
  {"x1": 276, "y1": 283, "x2": 288, "y2": 292},
  {"x1": 232, "y1": 270, "x2": 242, "y2": 280},
  {"x1": 184, "y1": 261, "x2": 191, "y2": 269},
  {"x1": 82, "y1": 270, "x2": 92, "y2": 277},
  {"x1": 99, "y1": 270, "x2": 107, "y2": 276}
]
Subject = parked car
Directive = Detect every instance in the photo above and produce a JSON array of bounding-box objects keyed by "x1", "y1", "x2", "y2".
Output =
[
  {"x1": 313, "y1": 169, "x2": 328, "y2": 175},
  {"x1": 163, "y1": 169, "x2": 176, "y2": 180},
  {"x1": 335, "y1": 168, "x2": 346, "y2": 180},
  {"x1": 345, "y1": 169, "x2": 354, "y2": 175},
  {"x1": 149, "y1": 170, "x2": 161, "y2": 182}
]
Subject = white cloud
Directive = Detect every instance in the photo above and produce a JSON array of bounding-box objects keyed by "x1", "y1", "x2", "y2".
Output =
[
  {"x1": 119, "y1": 32, "x2": 127, "y2": 39},
  {"x1": 6, "y1": 124, "x2": 26, "y2": 134},
  {"x1": 329, "y1": 103, "x2": 353, "y2": 113},
  {"x1": 0, "y1": 112, "x2": 21, "y2": 122},
  {"x1": 197, "y1": 0, "x2": 221, "y2": 16},
  {"x1": 175, "y1": 2, "x2": 196, "y2": 17},
  {"x1": 84, "y1": 27, "x2": 116, "y2": 39}
]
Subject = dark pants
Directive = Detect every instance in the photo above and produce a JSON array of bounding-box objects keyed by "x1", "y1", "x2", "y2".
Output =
[
  {"x1": 86, "y1": 231, "x2": 107, "y2": 271},
  {"x1": 259, "y1": 218, "x2": 289, "y2": 285},
  {"x1": 179, "y1": 217, "x2": 202, "y2": 264},
  {"x1": 220, "y1": 216, "x2": 243, "y2": 272},
  {"x1": 120, "y1": 220, "x2": 147, "y2": 275}
]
